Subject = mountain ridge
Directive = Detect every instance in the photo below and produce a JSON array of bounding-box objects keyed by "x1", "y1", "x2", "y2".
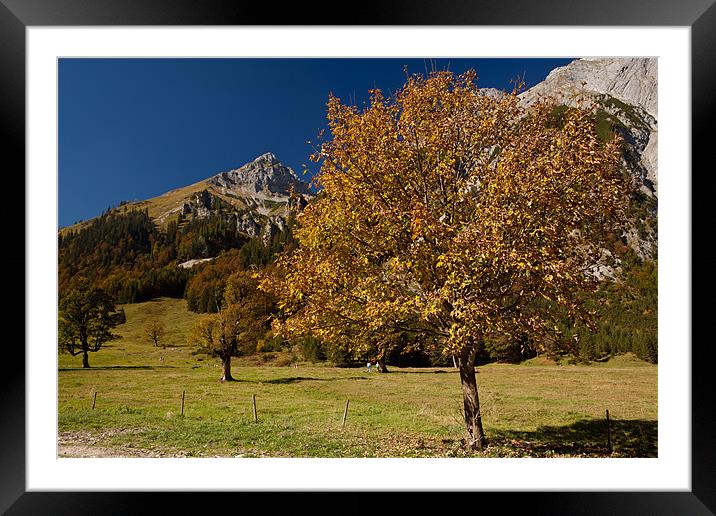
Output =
[{"x1": 61, "y1": 152, "x2": 312, "y2": 240}]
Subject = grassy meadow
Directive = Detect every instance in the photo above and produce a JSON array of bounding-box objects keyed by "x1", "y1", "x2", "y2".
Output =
[{"x1": 58, "y1": 298, "x2": 657, "y2": 458}]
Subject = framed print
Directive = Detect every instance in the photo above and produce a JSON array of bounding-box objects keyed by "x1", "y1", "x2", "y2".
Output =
[{"x1": 2, "y1": 0, "x2": 712, "y2": 513}]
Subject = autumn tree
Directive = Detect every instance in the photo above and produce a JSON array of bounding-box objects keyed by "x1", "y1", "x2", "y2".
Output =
[
  {"x1": 260, "y1": 70, "x2": 628, "y2": 450},
  {"x1": 144, "y1": 317, "x2": 166, "y2": 347},
  {"x1": 187, "y1": 314, "x2": 215, "y2": 354},
  {"x1": 188, "y1": 271, "x2": 274, "y2": 381},
  {"x1": 58, "y1": 277, "x2": 124, "y2": 368}
]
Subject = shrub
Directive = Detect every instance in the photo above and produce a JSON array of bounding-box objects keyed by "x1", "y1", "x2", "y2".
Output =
[{"x1": 298, "y1": 335, "x2": 327, "y2": 363}]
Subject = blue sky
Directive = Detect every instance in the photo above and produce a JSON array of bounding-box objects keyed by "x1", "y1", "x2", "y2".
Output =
[{"x1": 58, "y1": 58, "x2": 574, "y2": 228}]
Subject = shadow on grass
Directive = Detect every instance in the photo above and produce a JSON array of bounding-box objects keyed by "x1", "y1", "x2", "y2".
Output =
[
  {"x1": 489, "y1": 418, "x2": 657, "y2": 457},
  {"x1": 391, "y1": 369, "x2": 456, "y2": 374},
  {"x1": 59, "y1": 365, "x2": 177, "y2": 371},
  {"x1": 222, "y1": 376, "x2": 370, "y2": 384},
  {"x1": 261, "y1": 376, "x2": 370, "y2": 384}
]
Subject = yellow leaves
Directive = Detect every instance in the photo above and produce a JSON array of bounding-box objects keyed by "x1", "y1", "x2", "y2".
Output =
[{"x1": 261, "y1": 68, "x2": 628, "y2": 356}]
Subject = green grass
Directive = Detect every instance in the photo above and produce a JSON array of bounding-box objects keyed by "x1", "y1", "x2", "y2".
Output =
[{"x1": 59, "y1": 298, "x2": 657, "y2": 458}]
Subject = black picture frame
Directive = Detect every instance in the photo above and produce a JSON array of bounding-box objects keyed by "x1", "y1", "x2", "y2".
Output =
[{"x1": 1, "y1": 0, "x2": 711, "y2": 513}]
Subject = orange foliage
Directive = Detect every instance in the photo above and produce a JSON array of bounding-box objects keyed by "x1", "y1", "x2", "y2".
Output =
[{"x1": 261, "y1": 70, "x2": 628, "y2": 359}]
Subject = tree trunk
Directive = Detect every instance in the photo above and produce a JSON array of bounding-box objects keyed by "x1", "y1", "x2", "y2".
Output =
[
  {"x1": 452, "y1": 355, "x2": 458, "y2": 369},
  {"x1": 458, "y1": 345, "x2": 486, "y2": 450},
  {"x1": 376, "y1": 357, "x2": 389, "y2": 373},
  {"x1": 82, "y1": 350, "x2": 90, "y2": 369},
  {"x1": 220, "y1": 355, "x2": 234, "y2": 382}
]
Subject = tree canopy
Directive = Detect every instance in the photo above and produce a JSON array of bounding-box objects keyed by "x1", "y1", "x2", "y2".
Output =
[
  {"x1": 261, "y1": 70, "x2": 629, "y2": 449},
  {"x1": 58, "y1": 277, "x2": 124, "y2": 368},
  {"x1": 144, "y1": 317, "x2": 166, "y2": 347},
  {"x1": 189, "y1": 270, "x2": 275, "y2": 381}
]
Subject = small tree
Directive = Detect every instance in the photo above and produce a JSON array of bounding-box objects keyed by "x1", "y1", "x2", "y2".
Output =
[
  {"x1": 261, "y1": 70, "x2": 628, "y2": 450},
  {"x1": 189, "y1": 272, "x2": 274, "y2": 382},
  {"x1": 187, "y1": 314, "x2": 215, "y2": 349},
  {"x1": 144, "y1": 317, "x2": 166, "y2": 348},
  {"x1": 58, "y1": 277, "x2": 123, "y2": 368}
]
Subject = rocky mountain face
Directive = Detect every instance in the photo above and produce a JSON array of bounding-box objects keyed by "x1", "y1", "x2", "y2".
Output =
[
  {"x1": 518, "y1": 58, "x2": 658, "y2": 260},
  {"x1": 171, "y1": 153, "x2": 311, "y2": 244},
  {"x1": 179, "y1": 188, "x2": 289, "y2": 243},
  {"x1": 207, "y1": 152, "x2": 312, "y2": 199},
  {"x1": 520, "y1": 58, "x2": 657, "y2": 118},
  {"x1": 520, "y1": 57, "x2": 658, "y2": 197},
  {"x1": 109, "y1": 152, "x2": 313, "y2": 250}
]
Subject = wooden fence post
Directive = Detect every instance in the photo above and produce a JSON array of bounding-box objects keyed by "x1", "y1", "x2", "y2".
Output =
[
  {"x1": 252, "y1": 394, "x2": 258, "y2": 422},
  {"x1": 181, "y1": 390, "x2": 185, "y2": 417},
  {"x1": 92, "y1": 391, "x2": 97, "y2": 410},
  {"x1": 342, "y1": 399, "x2": 349, "y2": 428},
  {"x1": 606, "y1": 409, "x2": 612, "y2": 454}
]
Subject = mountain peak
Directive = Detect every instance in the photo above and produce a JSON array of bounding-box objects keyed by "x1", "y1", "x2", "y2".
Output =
[
  {"x1": 253, "y1": 151, "x2": 279, "y2": 163},
  {"x1": 207, "y1": 152, "x2": 311, "y2": 198}
]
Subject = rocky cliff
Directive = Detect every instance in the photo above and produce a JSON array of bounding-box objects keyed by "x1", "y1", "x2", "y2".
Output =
[
  {"x1": 520, "y1": 57, "x2": 658, "y2": 197},
  {"x1": 173, "y1": 153, "x2": 311, "y2": 244},
  {"x1": 516, "y1": 58, "x2": 658, "y2": 260},
  {"x1": 520, "y1": 58, "x2": 657, "y2": 118},
  {"x1": 207, "y1": 152, "x2": 312, "y2": 199}
]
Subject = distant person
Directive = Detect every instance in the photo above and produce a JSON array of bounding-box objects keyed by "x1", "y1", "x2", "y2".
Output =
[{"x1": 366, "y1": 360, "x2": 372, "y2": 372}]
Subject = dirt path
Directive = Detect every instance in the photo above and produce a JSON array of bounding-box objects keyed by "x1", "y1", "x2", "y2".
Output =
[
  {"x1": 58, "y1": 430, "x2": 176, "y2": 458},
  {"x1": 57, "y1": 430, "x2": 270, "y2": 458}
]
